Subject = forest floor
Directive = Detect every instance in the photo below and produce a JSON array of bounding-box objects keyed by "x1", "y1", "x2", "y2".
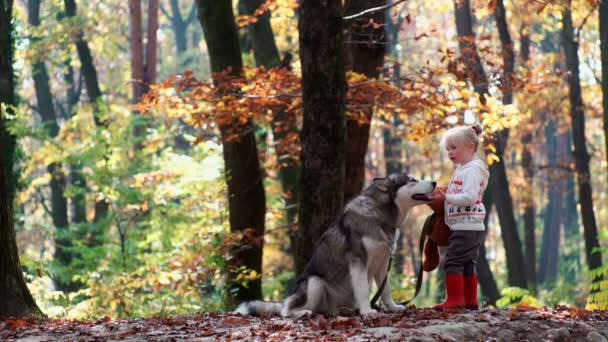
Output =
[{"x1": 2, "y1": 306, "x2": 608, "y2": 341}]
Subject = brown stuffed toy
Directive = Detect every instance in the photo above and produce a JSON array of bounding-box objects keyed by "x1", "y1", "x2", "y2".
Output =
[{"x1": 422, "y1": 186, "x2": 451, "y2": 272}]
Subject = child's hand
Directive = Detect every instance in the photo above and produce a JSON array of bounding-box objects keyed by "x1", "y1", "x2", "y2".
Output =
[
  {"x1": 428, "y1": 186, "x2": 446, "y2": 211},
  {"x1": 431, "y1": 186, "x2": 446, "y2": 199}
]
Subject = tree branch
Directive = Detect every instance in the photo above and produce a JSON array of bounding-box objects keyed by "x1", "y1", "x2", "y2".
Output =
[
  {"x1": 37, "y1": 192, "x2": 53, "y2": 217},
  {"x1": 575, "y1": 5, "x2": 597, "y2": 40},
  {"x1": 343, "y1": 0, "x2": 408, "y2": 21},
  {"x1": 185, "y1": 2, "x2": 197, "y2": 25},
  {"x1": 169, "y1": 0, "x2": 181, "y2": 23},
  {"x1": 159, "y1": 2, "x2": 172, "y2": 21}
]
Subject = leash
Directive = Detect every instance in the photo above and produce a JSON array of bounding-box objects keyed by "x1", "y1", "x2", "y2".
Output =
[{"x1": 370, "y1": 214, "x2": 434, "y2": 310}]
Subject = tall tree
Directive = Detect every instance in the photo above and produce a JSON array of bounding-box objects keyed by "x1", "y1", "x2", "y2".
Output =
[
  {"x1": 0, "y1": 0, "x2": 43, "y2": 317},
  {"x1": 129, "y1": 0, "x2": 159, "y2": 102},
  {"x1": 494, "y1": 0, "x2": 535, "y2": 292},
  {"x1": 383, "y1": 3, "x2": 406, "y2": 274},
  {"x1": 538, "y1": 120, "x2": 566, "y2": 284},
  {"x1": 197, "y1": 0, "x2": 266, "y2": 305},
  {"x1": 58, "y1": 42, "x2": 86, "y2": 225},
  {"x1": 479, "y1": 192, "x2": 501, "y2": 306},
  {"x1": 129, "y1": 0, "x2": 159, "y2": 150},
  {"x1": 563, "y1": 154, "x2": 581, "y2": 283},
  {"x1": 454, "y1": 0, "x2": 527, "y2": 288},
  {"x1": 561, "y1": 3, "x2": 602, "y2": 279},
  {"x1": 160, "y1": 0, "x2": 197, "y2": 57},
  {"x1": 601, "y1": 0, "x2": 608, "y2": 179},
  {"x1": 342, "y1": 0, "x2": 386, "y2": 203},
  {"x1": 514, "y1": 15, "x2": 537, "y2": 293},
  {"x1": 295, "y1": 0, "x2": 347, "y2": 275},
  {"x1": 240, "y1": 0, "x2": 300, "y2": 268},
  {"x1": 240, "y1": 0, "x2": 281, "y2": 68},
  {"x1": 63, "y1": 0, "x2": 108, "y2": 223},
  {"x1": 27, "y1": 0, "x2": 73, "y2": 291}
]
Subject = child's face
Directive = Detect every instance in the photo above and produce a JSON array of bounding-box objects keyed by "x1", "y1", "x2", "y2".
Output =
[{"x1": 446, "y1": 140, "x2": 475, "y2": 165}]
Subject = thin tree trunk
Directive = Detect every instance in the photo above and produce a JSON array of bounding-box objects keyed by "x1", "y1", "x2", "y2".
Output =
[
  {"x1": 601, "y1": 0, "x2": 608, "y2": 180},
  {"x1": 538, "y1": 121, "x2": 564, "y2": 284},
  {"x1": 63, "y1": 0, "x2": 108, "y2": 222},
  {"x1": 197, "y1": 0, "x2": 266, "y2": 306},
  {"x1": 130, "y1": 0, "x2": 158, "y2": 146},
  {"x1": 241, "y1": 0, "x2": 281, "y2": 68},
  {"x1": 478, "y1": 190, "x2": 500, "y2": 306},
  {"x1": 342, "y1": 0, "x2": 386, "y2": 203},
  {"x1": 295, "y1": 0, "x2": 346, "y2": 275},
  {"x1": 0, "y1": 0, "x2": 43, "y2": 317},
  {"x1": 561, "y1": 4, "x2": 603, "y2": 280},
  {"x1": 241, "y1": 0, "x2": 300, "y2": 271},
  {"x1": 383, "y1": 3, "x2": 406, "y2": 274},
  {"x1": 516, "y1": 19, "x2": 537, "y2": 293},
  {"x1": 161, "y1": 0, "x2": 196, "y2": 56},
  {"x1": 129, "y1": 0, "x2": 144, "y2": 102},
  {"x1": 56, "y1": 23, "x2": 86, "y2": 224},
  {"x1": 27, "y1": 0, "x2": 74, "y2": 291},
  {"x1": 454, "y1": 0, "x2": 527, "y2": 289},
  {"x1": 145, "y1": 0, "x2": 159, "y2": 86},
  {"x1": 563, "y1": 153, "x2": 580, "y2": 283}
]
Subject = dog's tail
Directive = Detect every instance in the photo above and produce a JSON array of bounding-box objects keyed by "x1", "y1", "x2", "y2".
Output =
[{"x1": 234, "y1": 300, "x2": 283, "y2": 315}]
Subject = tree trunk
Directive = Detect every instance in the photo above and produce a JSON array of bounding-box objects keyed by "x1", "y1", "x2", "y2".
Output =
[
  {"x1": 0, "y1": 0, "x2": 43, "y2": 317},
  {"x1": 383, "y1": 2, "x2": 406, "y2": 274},
  {"x1": 478, "y1": 190, "x2": 500, "y2": 306},
  {"x1": 28, "y1": 0, "x2": 74, "y2": 291},
  {"x1": 454, "y1": 0, "x2": 527, "y2": 289},
  {"x1": 295, "y1": 0, "x2": 346, "y2": 275},
  {"x1": 563, "y1": 153, "x2": 580, "y2": 284},
  {"x1": 561, "y1": 4, "x2": 603, "y2": 281},
  {"x1": 56, "y1": 28, "x2": 86, "y2": 224},
  {"x1": 129, "y1": 0, "x2": 144, "y2": 101},
  {"x1": 197, "y1": 0, "x2": 266, "y2": 306},
  {"x1": 130, "y1": 0, "x2": 158, "y2": 145},
  {"x1": 538, "y1": 121, "x2": 564, "y2": 284},
  {"x1": 240, "y1": 0, "x2": 300, "y2": 272},
  {"x1": 601, "y1": 0, "x2": 608, "y2": 181},
  {"x1": 162, "y1": 0, "x2": 196, "y2": 56},
  {"x1": 241, "y1": 0, "x2": 281, "y2": 68},
  {"x1": 342, "y1": 0, "x2": 386, "y2": 203},
  {"x1": 63, "y1": 0, "x2": 108, "y2": 222},
  {"x1": 145, "y1": 0, "x2": 159, "y2": 87},
  {"x1": 519, "y1": 23, "x2": 537, "y2": 292}
]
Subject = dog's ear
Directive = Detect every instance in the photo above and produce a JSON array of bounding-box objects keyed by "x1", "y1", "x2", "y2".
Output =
[{"x1": 373, "y1": 177, "x2": 389, "y2": 192}]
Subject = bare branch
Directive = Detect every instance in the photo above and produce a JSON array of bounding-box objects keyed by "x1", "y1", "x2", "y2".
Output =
[
  {"x1": 575, "y1": 5, "x2": 597, "y2": 40},
  {"x1": 343, "y1": 0, "x2": 407, "y2": 21},
  {"x1": 159, "y1": 2, "x2": 172, "y2": 21},
  {"x1": 185, "y1": 2, "x2": 197, "y2": 25}
]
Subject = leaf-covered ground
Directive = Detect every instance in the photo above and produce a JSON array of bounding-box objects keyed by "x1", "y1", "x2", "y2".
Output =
[{"x1": 2, "y1": 307, "x2": 608, "y2": 341}]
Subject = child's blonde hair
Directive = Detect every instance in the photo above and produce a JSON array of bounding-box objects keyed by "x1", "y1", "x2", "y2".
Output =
[{"x1": 440, "y1": 124, "x2": 483, "y2": 152}]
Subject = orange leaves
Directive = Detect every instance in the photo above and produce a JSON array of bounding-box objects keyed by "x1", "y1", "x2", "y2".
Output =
[
  {"x1": 236, "y1": 0, "x2": 299, "y2": 27},
  {"x1": 488, "y1": 0, "x2": 497, "y2": 12},
  {"x1": 143, "y1": 64, "x2": 465, "y2": 165},
  {"x1": 131, "y1": 170, "x2": 177, "y2": 189}
]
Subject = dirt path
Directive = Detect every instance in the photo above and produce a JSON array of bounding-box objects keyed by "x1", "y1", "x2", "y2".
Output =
[{"x1": 2, "y1": 307, "x2": 608, "y2": 341}]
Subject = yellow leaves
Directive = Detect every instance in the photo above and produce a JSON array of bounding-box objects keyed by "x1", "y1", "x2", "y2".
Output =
[
  {"x1": 480, "y1": 98, "x2": 524, "y2": 133},
  {"x1": 485, "y1": 153, "x2": 500, "y2": 166},
  {"x1": 131, "y1": 170, "x2": 177, "y2": 189}
]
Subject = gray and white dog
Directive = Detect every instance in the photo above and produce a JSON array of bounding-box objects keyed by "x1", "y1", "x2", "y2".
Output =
[{"x1": 236, "y1": 173, "x2": 436, "y2": 317}]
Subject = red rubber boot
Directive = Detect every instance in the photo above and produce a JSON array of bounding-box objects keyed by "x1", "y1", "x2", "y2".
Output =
[
  {"x1": 434, "y1": 273, "x2": 465, "y2": 310},
  {"x1": 464, "y1": 274, "x2": 479, "y2": 310}
]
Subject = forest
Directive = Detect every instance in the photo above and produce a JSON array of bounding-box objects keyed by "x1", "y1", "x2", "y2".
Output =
[{"x1": 1, "y1": 0, "x2": 608, "y2": 339}]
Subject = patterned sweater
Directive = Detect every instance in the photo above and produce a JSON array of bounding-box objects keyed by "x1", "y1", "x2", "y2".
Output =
[{"x1": 444, "y1": 159, "x2": 489, "y2": 231}]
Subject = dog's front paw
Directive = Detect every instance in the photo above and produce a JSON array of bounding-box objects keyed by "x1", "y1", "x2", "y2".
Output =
[
  {"x1": 386, "y1": 304, "x2": 406, "y2": 312},
  {"x1": 359, "y1": 308, "x2": 378, "y2": 316}
]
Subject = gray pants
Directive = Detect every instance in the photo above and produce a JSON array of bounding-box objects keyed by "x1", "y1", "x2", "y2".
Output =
[{"x1": 444, "y1": 230, "x2": 485, "y2": 275}]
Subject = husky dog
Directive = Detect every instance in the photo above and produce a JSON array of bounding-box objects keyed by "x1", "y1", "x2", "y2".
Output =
[{"x1": 236, "y1": 173, "x2": 436, "y2": 317}]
